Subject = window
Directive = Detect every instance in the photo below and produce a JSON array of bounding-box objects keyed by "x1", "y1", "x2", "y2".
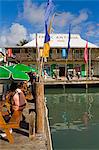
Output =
[
  {"x1": 79, "y1": 49, "x2": 83, "y2": 58},
  {"x1": 74, "y1": 49, "x2": 83, "y2": 59},
  {"x1": 25, "y1": 49, "x2": 28, "y2": 53},
  {"x1": 33, "y1": 49, "x2": 36, "y2": 53},
  {"x1": 57, "y1": 49, "x2": 60, "y2": 53},
  {"x1": 50, "y1": 49, "x2": 52, "y2": 54},
  {"x1": 49, "y1": 49, "x2": 52, "y2": 58},
  {"x1": 13, "y1": 48, "x2": 20, "y2": 53}
]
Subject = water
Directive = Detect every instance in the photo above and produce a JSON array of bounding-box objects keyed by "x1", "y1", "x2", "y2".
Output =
[{"x1": 45, "y1": 87, "x2": 99, "y2": 150}]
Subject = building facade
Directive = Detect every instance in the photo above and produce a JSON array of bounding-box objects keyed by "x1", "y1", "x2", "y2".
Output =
[{"x1": 5, "y1": 33, "x2": 99, "y2": 78}]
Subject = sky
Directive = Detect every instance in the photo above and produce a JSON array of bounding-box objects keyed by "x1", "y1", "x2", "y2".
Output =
[{"x1": 0, "y1": 0, "x2": 99, "y2": 47}]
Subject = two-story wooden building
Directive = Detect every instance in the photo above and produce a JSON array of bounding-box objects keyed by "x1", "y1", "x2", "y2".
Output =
[{"x1": 5, "y1": 33, "x2": 99, "y2": 78}]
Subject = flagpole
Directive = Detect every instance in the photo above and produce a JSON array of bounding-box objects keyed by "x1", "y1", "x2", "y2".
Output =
[
  {"x1": 39, "y1": 56, "x2": 43, "y2": 82},
  {"x1": 89, "y1": 48, "x2": 91, "y2": 80},
  {"x1": 39, "y1": 12, "x2": 56, "y2": 82},
  {"x1": 86, "y1": 57, "x2": 88, "y2": 80},
  {"x1": 65, "y1": 59, "x2": 68, "y2": 80},
  {"x1": 39, "y1": 0, "x2": 54, "y2": 82},
  {"x1": 36, "y1": 33, "x2": 40, "y2": 82},
  {"x1": 65, "y1": 25, "x2": 71, "y2": 80}
]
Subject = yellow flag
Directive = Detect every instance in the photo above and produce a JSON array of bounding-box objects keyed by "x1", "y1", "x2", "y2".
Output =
[
  {"x1": 43, "y1": 42, "x2": 50, "y2": 57},
  {"x1": 43, "y1": 14, "x2": 54, "y2": 58}
]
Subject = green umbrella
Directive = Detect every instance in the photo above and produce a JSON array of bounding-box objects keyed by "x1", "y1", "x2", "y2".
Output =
[
  {"x1": 0, "y1": 66, "x2": 30, "y2": 81},
  {"x1": 14, "y1": 64, "x2": 32, "y2": 73},
  {"x1": 0, "y1": 66, "x2": 11, "y2": 79},
  {"x1": 8, "y1": 67, "x2": 30, "y2": 81},
  {"x1": 13, "y1": 63, "x2": 38, "y2": 73}
]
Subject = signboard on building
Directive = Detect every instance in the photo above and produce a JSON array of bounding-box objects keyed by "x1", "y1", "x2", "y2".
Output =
[{"x1": 24, "y1": 33, "x2": 97, "y2": 48}]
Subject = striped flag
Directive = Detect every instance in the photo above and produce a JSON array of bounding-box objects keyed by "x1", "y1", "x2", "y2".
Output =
[
  {"x1": 43, "y1": 22, "x2": 50, "y2": 57},
  {"x1": 43, "y1": 0, "x2": 53, "y2": 58},
  {"x1": 84, "y1": 41, "x2": 88, "y2": 63}
]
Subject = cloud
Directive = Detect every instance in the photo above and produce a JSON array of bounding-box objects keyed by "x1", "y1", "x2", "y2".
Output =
[
  {"x1": 18, "y1": 0, "x2": 45, "y2": 31},
  {"x1": 18, "y1": 0, "x2": 89, "y2": 35},
  {"x1": 53, "y1": 12, "x2": 74, "y2": 28},
  {"x1": 0, "y1": 23, "x2": 28, "y2": 46},
  {"x1": 72, "y1": 10, "x2": 88, "y2": 25},
  {"x1": 52, "y1": 9, "x2": 89, "y2": 35},
  {"x1": 83, "y1": 22, "x2": 99, "y2": 46},
  {"x1": 85, "y1": 23, "x2": 99, "y2": 39},
  {"x1": 72, "y1": 25, "x2": 82, "y2": 34},
  {"x1": 0, "y1": 0, "x2": 98, "y2": 47},
  {"x1": 54, "y1": 10, "x2": 88, "y2": 27},
  {"x1": 23, "y1": 0, "x2": 45, "y2": 24}
]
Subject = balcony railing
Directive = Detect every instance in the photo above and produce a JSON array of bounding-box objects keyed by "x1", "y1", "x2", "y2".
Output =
[{"x1": 15, "y1": 53, "x2": 36, "y2": 62}]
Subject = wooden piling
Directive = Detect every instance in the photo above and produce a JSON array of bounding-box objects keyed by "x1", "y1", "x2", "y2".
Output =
[
  {"x1": 86, "y1": 84, "x2": 88, "y2": 92},
  {"x1": 35, "y1": 82, "x2": 44, "y2": 134}
]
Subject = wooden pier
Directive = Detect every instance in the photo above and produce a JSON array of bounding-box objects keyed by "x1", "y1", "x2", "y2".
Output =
[
  {"x1": 0, "y1": 82, "x2": 52, "y2": 150},
  {"x1": 44, "y1": 77, "x2": 99, "y2": 88}
]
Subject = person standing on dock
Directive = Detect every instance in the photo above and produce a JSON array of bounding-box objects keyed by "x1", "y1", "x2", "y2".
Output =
[
  {"x1": 44, "y1": 70, "x2": 48, "y2": 79},
  {"x1": 28, "y1": 72, "x2": 36, "y2": 100}
]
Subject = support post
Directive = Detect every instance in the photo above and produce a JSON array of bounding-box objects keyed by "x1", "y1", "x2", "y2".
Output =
[
  {"x1": 86, "y1": 84, "x2": 88, "y2": 91},
  {"x1": 35, "y1": 82, "x2": 44, "y2": 134},
  {"x1": 89, "y1": 48, "x2": 91, "y2": 79},
  {"x1": 85, "y1": 57, "x2": 88, "y2": 82},
  {"x1": 65, "y1": 60, "x2": 67, "y2": 80}
]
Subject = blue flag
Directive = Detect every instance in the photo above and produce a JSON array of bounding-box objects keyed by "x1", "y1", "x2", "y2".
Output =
[
  {"x1": 44, "y1": 22, "x2": 50, "y2": 43},
  {"x1": 65, "y1": 25, "x2": 71, "y2": 59}
]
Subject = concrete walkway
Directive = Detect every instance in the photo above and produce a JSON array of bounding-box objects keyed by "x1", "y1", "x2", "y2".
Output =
[{"x1": 0, "y1": 132, "x2": 47, "y2": 150}]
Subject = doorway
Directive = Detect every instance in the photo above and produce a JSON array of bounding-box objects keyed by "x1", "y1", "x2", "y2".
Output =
[{"x1": 59, "y1": 67, "x2": 65, "y2": 77}]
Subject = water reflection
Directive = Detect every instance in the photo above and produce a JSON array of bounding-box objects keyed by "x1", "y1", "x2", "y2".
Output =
[{"x1": 45, "y1": 88, "x2": 99, "y2": 149}]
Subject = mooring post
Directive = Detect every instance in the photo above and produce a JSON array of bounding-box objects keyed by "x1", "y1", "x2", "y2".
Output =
[
  {"x1": 86, "y1": 84, "x2": 88, "y2": 91},
  {"x1": 63, "y1": 84, "x2": 65, "y2": 93},
  {"x1": 35, "y1": 82, "x2": 44, "y2": 134}
]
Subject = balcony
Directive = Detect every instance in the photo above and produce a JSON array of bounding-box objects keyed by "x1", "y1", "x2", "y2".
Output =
[{"x1": 15, "y1": 53, "x2": 36, "y2": 62}]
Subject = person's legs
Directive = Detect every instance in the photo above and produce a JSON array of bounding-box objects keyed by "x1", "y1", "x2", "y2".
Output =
[{"x1": 29, "y1": 110, "x2": 36, "y2": 139}]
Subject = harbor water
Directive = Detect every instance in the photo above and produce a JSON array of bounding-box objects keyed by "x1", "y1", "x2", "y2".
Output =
[{"x1": 45, "y1": 87, "x2": 99, "y2": 150}]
